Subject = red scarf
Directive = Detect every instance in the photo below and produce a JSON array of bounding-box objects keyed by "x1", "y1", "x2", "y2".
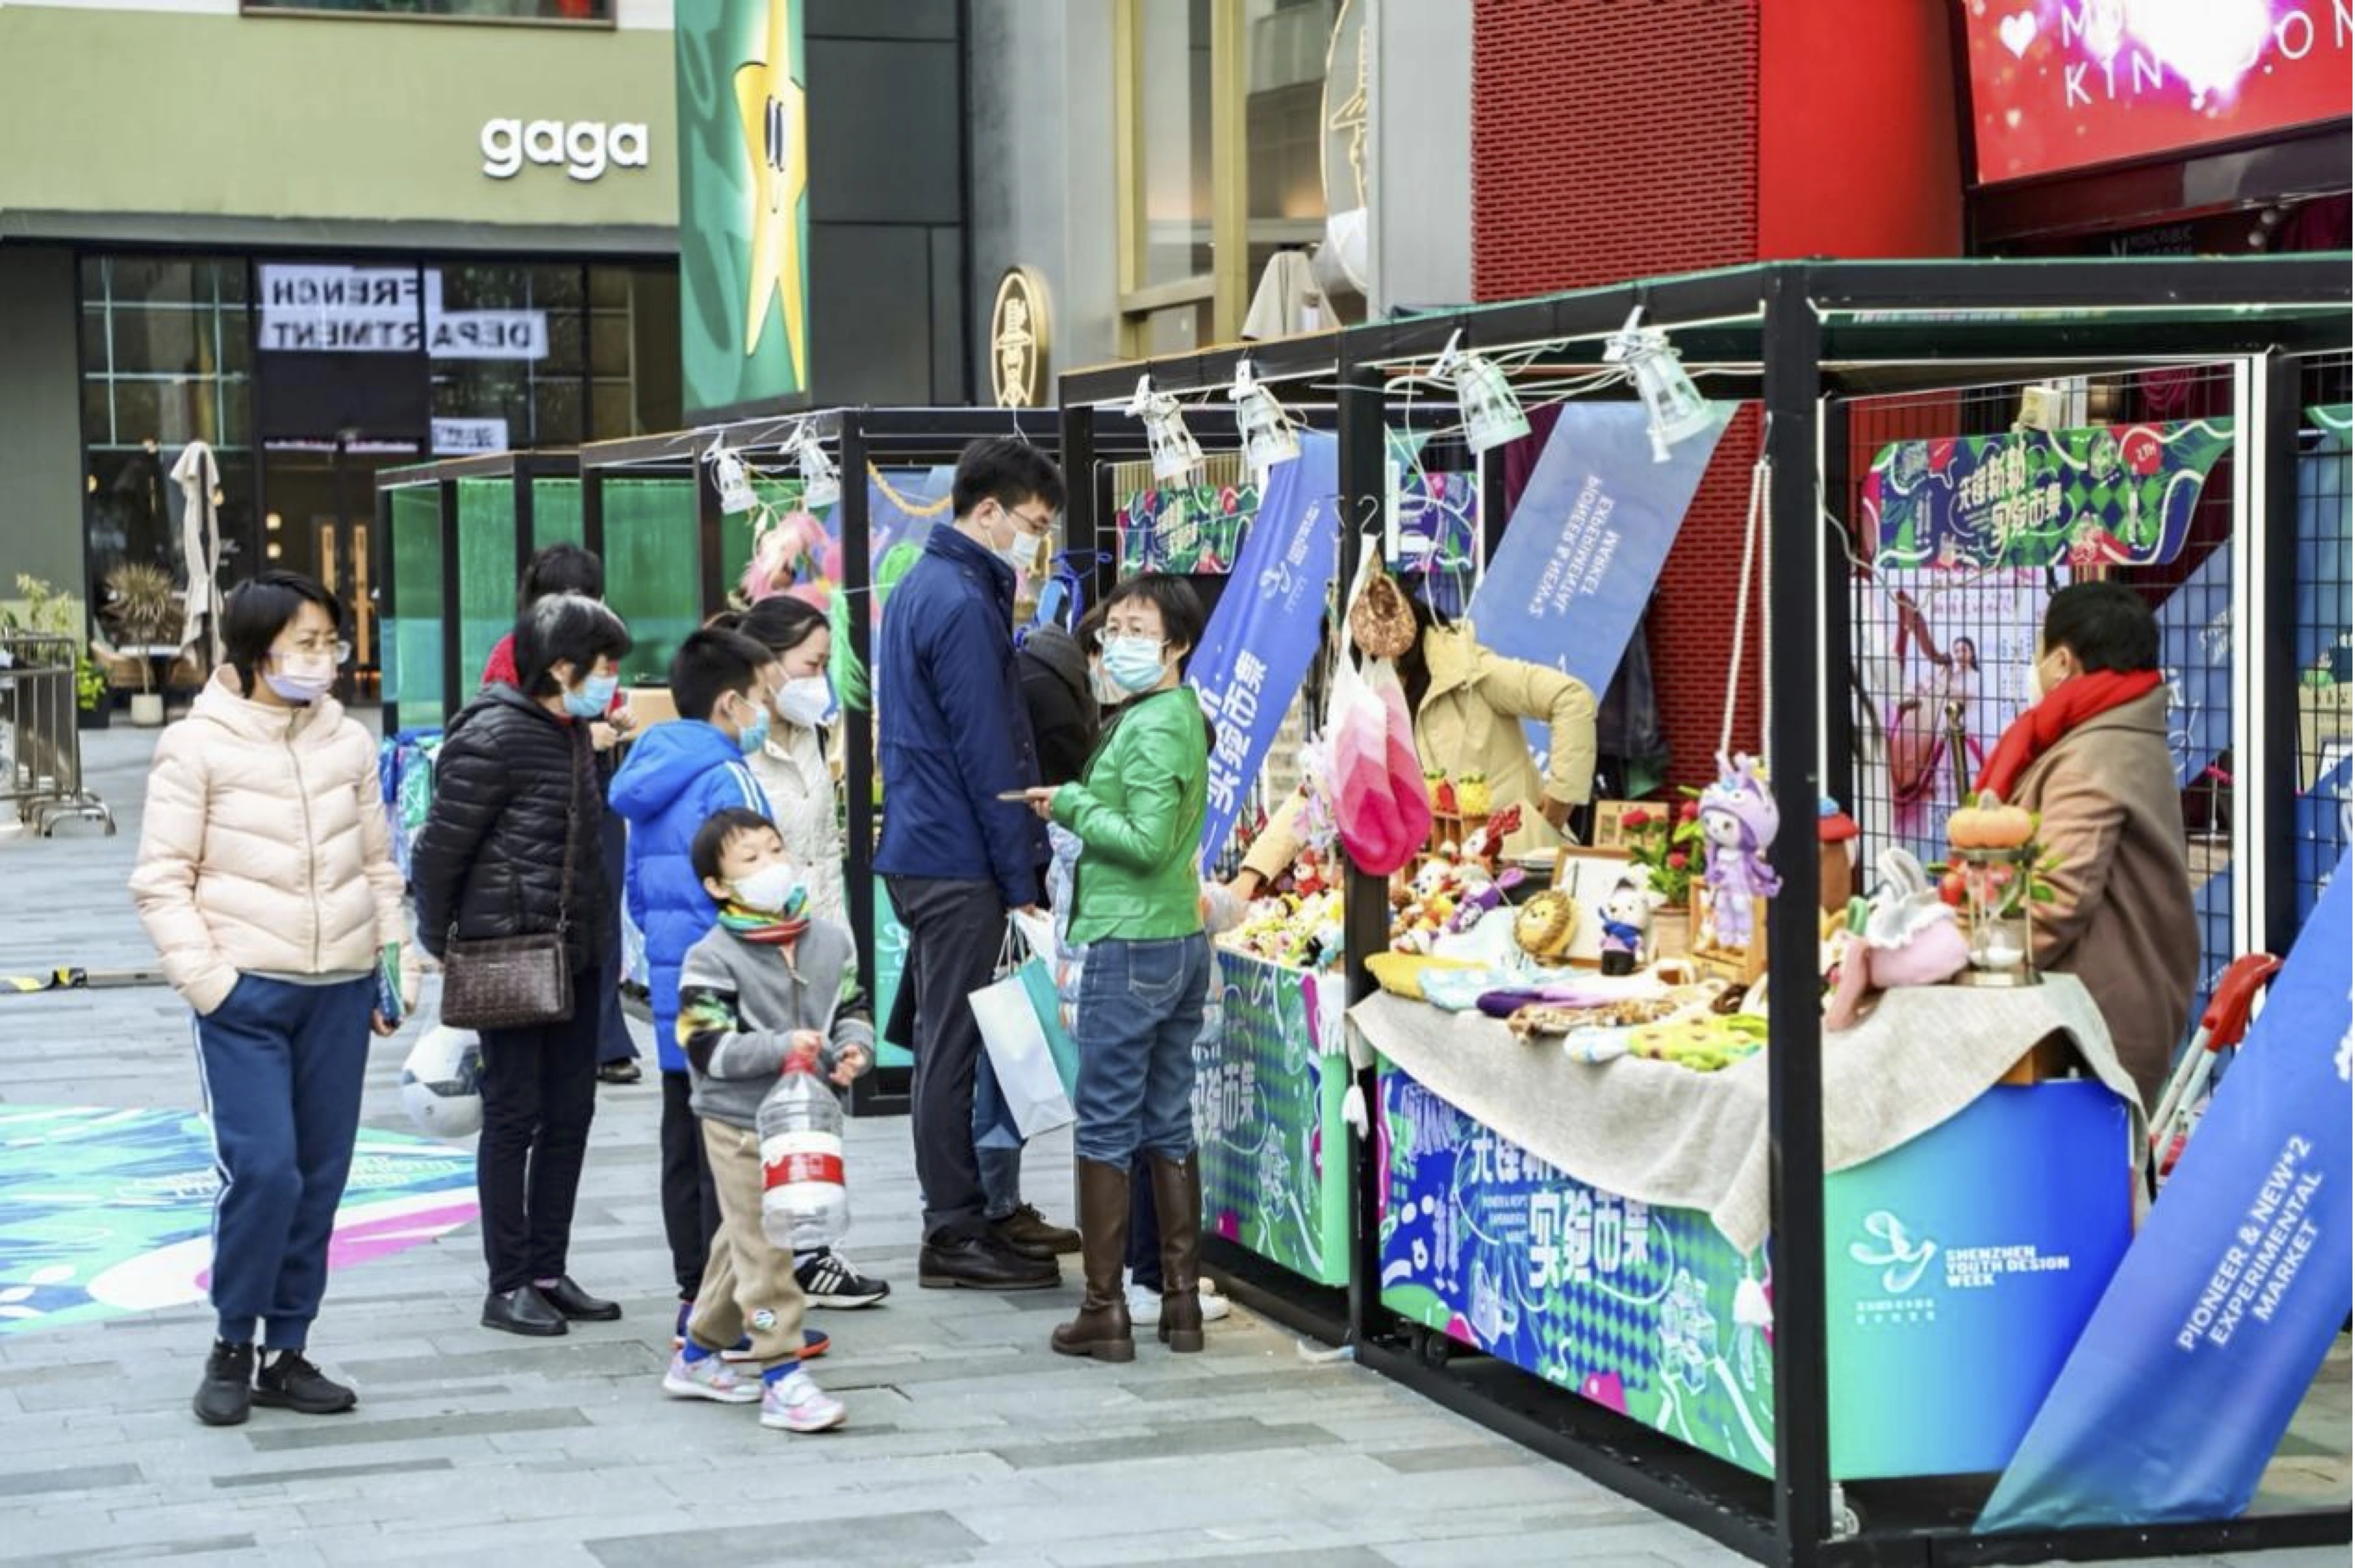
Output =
[{"x1": 1974, "y1": 669, "x2": 2164, "y2": 802}]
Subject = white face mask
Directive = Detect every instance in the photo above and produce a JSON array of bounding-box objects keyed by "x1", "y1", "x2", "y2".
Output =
[
  {"x1": 995, "y1": 533, "x2": 1038, "y2": 577},
  {"x1": 772, "y1": 674, "x2": 832, "y2": 727},
  {"x1": 728, "y1": 861, "x2": 803, "y2": 915}
]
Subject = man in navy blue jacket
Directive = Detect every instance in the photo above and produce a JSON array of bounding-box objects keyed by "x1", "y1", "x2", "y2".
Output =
[{"x1": 877, "y1": 438, "x2": 1060, "y2": 1290}]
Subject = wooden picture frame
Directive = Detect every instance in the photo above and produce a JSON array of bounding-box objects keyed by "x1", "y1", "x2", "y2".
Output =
[
  {"x1": 1587, "y1": 800, "x2": 1648, "y2": 852},
  {"x1": 1549, "y1": 846, "x2": 1636, "y2": 968}
]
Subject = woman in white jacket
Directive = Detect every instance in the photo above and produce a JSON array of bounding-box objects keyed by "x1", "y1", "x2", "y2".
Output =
[
  {"x1": 712, "y1": 598, "x2": 845, "y2": 925},
  {"x1": 128, "y1": 571, "x2": 412, "y2": 1430}
]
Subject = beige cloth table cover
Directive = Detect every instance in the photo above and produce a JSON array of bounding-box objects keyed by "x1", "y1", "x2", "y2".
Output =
[{"x1": 1348, "y1": 975, "x2": 2148, "y2": 1253}]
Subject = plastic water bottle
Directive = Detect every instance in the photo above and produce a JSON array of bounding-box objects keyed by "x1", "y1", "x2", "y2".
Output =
[{"x1": 758, "y1": 1041, "x2": 849, "y2": 1252}]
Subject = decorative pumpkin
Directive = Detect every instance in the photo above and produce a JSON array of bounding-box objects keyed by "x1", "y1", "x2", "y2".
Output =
[
  {"x1": 1514, "y1": 890, "x2": 1578, "y2": 962},
  {"x1": 1948, "y1": 791, "x2": 2035, "y2": 851}
]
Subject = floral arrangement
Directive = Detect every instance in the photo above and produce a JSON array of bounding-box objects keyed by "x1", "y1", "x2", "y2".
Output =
[{"x1": 1621, "y1": 794, "x2": 1704, "y2": 906}]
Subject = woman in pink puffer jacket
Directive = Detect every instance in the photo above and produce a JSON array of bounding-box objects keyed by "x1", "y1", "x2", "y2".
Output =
[{"x1": 129, "y1": 571, "x2": 412, "y2": 1431}]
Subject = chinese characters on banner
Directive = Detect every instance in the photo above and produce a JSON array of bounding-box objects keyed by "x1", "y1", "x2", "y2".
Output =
[
  {"x1": 1187, "y1": 432, "x2": 1340, "y2": 868},
  {"x1": 1864, "y1": 421, "x2": 2232, "y2": 571}
]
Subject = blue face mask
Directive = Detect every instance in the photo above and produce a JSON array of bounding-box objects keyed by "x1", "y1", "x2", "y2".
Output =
[
  {"x1": 1102, "y1": 635, "x2": 1170, "y2": 695},
  {"x1": 563, "y1": 672, "x2": 618, "y2": 720},
  {"x1": 735, "y1": 699, "x2": 771, "y2": 756}
]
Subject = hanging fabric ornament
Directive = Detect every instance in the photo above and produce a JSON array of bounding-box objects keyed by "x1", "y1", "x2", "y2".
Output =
[{"x1": 1127, "y1": 375, "x2": 1204, "y2": 483}]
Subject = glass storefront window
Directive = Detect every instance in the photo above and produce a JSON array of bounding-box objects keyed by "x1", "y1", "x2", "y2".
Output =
[
  {"x1": 242, "y1": 0, "x2": 613, "y2": 25},
  {"x1": 1138, "y1": 0, "x2": 1215, "y2": 287}
]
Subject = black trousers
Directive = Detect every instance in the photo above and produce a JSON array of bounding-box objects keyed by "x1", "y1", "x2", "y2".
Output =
[
  {"x1": 660, "y1": 1069, "x2": 723, "y2": 1300},
  {"x1": 885, "y1": 874, "x2": 1006, "y2": 1243},
  {"x1": 477, "y1": 965, "x2": 603, "y2": 1294}
]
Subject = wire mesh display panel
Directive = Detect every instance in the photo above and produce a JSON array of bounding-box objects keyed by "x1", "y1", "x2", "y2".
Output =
[
  {"x1": 2291, "y1": 351, "x2": 2353, "y2": 931},
  {"x1": 1835, "y1": 363, "x2": 2246, "y2": 1064}
]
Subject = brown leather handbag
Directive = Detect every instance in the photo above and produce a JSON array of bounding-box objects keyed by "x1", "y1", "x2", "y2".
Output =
[{"x1": 440, "y1": 752, "x2": 580, "y2": 1032}]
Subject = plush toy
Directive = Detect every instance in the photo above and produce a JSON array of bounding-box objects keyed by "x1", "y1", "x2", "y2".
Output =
[
  {"x1": 1513, "y1": 889, "x2": 1579, "y2": 963},
  {"x1": 1446, "y1": 865, "x2": 1527, "y2": 935},
  {"x1": 1697, "y1": 752, "x2": 1780, "y2": 951},
  {"x1": 1823, "y1": 850, "x2": 1971, "y2": 1030},
  {"x1": 1596, "y1": 875, "x2": 1655, "y2": 977}
]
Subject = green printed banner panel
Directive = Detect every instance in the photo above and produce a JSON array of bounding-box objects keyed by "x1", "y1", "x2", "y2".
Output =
[
  {"x1": 455, "y1": 476, "x2": 518, "y2": 683},
  {"x1": 385, "y1": 483, "x2": 446, "y2": 728},
  {"x1": 677, "y1": 0, "x2": 809, "y2": 414},
  {"x1": 1377, "y1": 1065, "x2": 1775, "y2": 1478},
  {"x1": 1196, "y1": 951, "x2": 1351, "y2": 1287},
  {"x1": 1116, "y1": 480, "x2": 1261, "y2": 576},
  {"x1": 868, "y1": 875, "x2": 912, "y2": 1069},
  {"x1": 602, "y1": 478, "x2": 701, "y2": 685},
  {"x1": 1865, "y1": 420, "x2": 2231, "y2": 571}
]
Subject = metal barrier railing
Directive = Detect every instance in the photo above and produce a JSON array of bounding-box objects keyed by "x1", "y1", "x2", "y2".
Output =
[{"x1": 0, "y1": 633, "x2": 114, "y2": 836}]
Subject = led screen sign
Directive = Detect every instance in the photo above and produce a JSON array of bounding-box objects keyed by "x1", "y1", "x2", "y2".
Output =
[{"x1": 1962, "y1": 0, "x2": 2351, "y2": 185}]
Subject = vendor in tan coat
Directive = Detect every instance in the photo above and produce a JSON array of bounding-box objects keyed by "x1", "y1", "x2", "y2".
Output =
[
  {"x1": 1975, "y1": 580, "x2": 2198, "y2": 1110},
  {"x1": 1232, "y1": 594, "x2": 1598, "y2": 895}
]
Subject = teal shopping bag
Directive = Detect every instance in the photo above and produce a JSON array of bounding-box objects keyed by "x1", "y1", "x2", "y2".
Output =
[{"x1": 1016, "y1": 957, "x2": 1081, "y2": 1097}]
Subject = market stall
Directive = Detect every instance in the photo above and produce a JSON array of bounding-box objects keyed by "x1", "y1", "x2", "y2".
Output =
[
  {"x1": 1313, "y1": 258, "x2": 2349, "y2": 1566},
  {"x1": 1068, "y1": 258, "x2": 2346, "y2": 1564}
]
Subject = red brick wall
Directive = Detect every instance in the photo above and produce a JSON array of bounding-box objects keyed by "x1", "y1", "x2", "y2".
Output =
[
  {"x1": 1470, "y1": 0, "x2": 1760, "y2": 301},
  {"x1": 1470, "y1": 1, "x2": 1961, "y2": 788}
]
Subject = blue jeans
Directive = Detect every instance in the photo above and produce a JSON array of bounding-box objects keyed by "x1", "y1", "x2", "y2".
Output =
[
  {"x1": 1073, "y1": 934, "x2": 1209, "y2": 1168},
  {"x1": 194, "y1": 974, "x2": 375, "y2": 1351}
]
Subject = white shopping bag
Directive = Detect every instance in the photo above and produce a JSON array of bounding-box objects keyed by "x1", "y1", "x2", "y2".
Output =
[{"x1": 968, "y1": 922, "x2": 1076, "y2": 1138}]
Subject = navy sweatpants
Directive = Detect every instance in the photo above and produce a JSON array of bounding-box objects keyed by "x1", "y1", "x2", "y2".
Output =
[{"x1": 194, "y1": 974, "x2": 375, "y2": 1352}]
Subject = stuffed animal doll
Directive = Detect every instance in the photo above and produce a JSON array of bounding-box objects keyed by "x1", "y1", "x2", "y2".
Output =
[
  {"x1": 1596, "y1": 875, "x2": 1656, "y2": 977},
  {"x1": 1697, "y1": 752, "x2": 1780, "y2": 951}
]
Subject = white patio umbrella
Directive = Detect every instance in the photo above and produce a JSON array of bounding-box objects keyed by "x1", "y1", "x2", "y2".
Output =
[{"x1": 168, "y1": 438, "x2": 223, "y2": 662}]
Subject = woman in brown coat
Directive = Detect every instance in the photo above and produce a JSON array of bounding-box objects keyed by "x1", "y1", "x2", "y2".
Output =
[{"x1": 1977, "y1": 581, "x2": 2198, "y2": 1109}]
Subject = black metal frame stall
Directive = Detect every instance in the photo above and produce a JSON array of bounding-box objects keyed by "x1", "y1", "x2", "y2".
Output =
[
  {"x1": 374, "y1": 448, "x2": 581, "y2": 738},
  {"x1": 578, "y1": 408, "x2": 1068, "y2": 1115},
  {"x1": 1065, "y1": 254, "x2": 2352, "y2": 1568}
]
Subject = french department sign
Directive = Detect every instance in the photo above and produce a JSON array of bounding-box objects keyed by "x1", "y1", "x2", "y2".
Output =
[{"x1": 257, "y1": 266, "x2": 547, "y2": 361}]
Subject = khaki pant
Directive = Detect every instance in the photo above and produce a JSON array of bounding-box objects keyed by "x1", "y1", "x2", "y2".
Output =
[{"x1": 688, "y1": 1120, "x2": 808, "y2": 1368}]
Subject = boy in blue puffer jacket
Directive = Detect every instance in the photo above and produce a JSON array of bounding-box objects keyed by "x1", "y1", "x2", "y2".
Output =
[{"x1": 611, "y1": 628, "x2": 780, "y2": 1331}]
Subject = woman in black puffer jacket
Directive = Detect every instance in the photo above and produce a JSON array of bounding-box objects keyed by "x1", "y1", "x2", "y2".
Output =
[{"x1": 413, "y1": 593, "x2": 633, "y2": 1338}]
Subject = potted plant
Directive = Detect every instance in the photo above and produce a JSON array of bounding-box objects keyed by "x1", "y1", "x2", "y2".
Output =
[
  {"x1": 5, "y1": 574, "x2": 108, "y2": 729},
  {"x1": 102, "y1": 563, "x2": 179, "y2": 727},
  {"x1": 1620, "y1": 794, "x2": 1704, "y2": 958}
]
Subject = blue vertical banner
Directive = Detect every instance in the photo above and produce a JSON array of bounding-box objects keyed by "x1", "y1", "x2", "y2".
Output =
[
  {"x1": 1978, "y1": 853, "x2": 2355, "y2": 1533},
  {"x1": 1465, "y1": 404, "x2": 1728, "y2": 727},
  {"x1": 1189, "y1": 432, "x2": 1340, "y2": 867}
]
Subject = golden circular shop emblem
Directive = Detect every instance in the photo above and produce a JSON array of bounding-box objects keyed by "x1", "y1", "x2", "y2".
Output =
[{"x1": 990, "y1": 267, "x2": 1051, "y2": 408}]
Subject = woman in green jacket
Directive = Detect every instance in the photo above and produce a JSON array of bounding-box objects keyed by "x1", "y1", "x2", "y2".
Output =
[{"x1": 1025, "y1": 573, "x2": 1212, "y2": 1363}]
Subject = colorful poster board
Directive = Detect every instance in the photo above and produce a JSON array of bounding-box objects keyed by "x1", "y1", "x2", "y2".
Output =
[
  {"x1": 1377, "y1": 1067, "x2": 1777, "y2": 1477},
  {"x1": 1864, "y1": 421, "x2": 2231, "y2": 571},
  {"x1": 677, "y1": 0, "x2": 810, "y2": 414},
  {"x1": 1196, "y1": 951, "x2": 1351, "y2": 1286},
  {"x1": 0, "y1": 1107, "x2": 476, "y2": 1335},
  {"x1": 1115, "y1": 479, "x2": 1260, "y2": 576},
  {"x1": 1379, "y1": 1065, "x2": 2136, "y2": 1482}
]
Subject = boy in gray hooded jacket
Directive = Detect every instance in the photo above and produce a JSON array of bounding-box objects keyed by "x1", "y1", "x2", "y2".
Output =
[{"x1": 666, "y1": 808, "x2": 872, "y2": 1433}]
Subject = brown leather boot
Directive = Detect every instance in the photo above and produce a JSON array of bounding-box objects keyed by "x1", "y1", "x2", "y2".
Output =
[
  {"x1": 1049, "y1": 1159, "x2": 1134, "y2": 1363},
  {"x1": 1148, "y1": 1151, "x2": 1205, "y2": 1352}
]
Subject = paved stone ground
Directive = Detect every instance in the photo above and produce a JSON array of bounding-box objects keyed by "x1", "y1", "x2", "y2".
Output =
[{"x1": 0, "y1": 723, "x2": 2342, "y2": 1568}]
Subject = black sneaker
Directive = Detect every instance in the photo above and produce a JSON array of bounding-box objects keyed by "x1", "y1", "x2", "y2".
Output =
[
  {"x1": 193, "y1": 1340, "x2": 255, "y2": 1427},
  {"x1": 918, "y1": 1232, "x2": 1059, "y2": 1291},
  {"x1": 796, "y1": 1248, "x2": 892, "y2": 1309},
  {"x1": 254, "y1": 1350, "x2": 358, "y2": 1416}
]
